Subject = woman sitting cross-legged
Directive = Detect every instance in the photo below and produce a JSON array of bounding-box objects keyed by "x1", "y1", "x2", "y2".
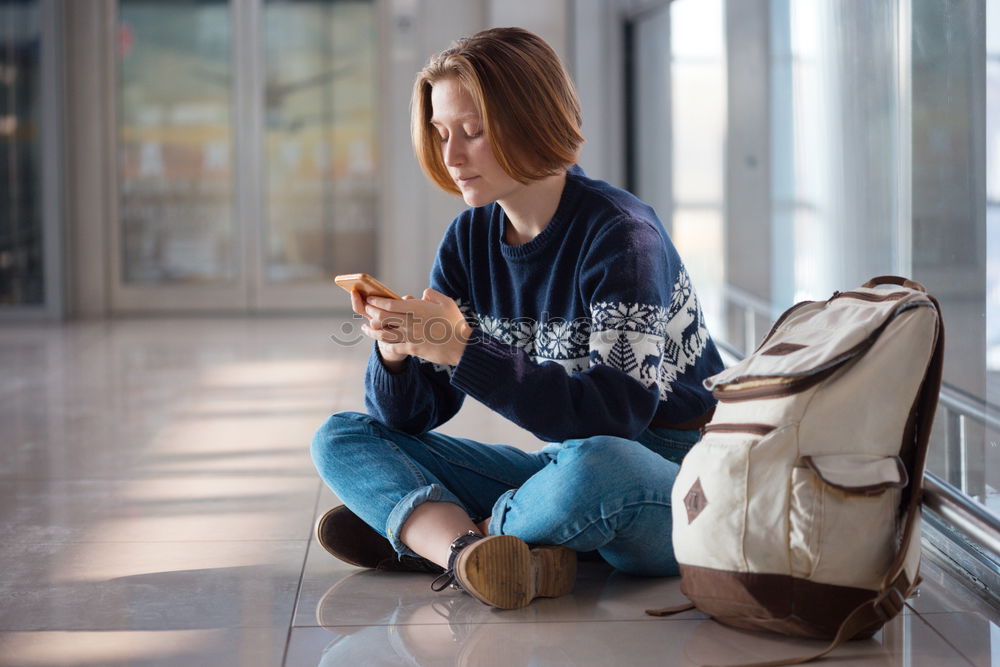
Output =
[{"x1": 310, "y1": 26, "x2": 724, "y2": 610}]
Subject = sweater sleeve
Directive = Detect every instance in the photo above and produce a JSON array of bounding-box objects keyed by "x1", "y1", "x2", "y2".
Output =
[
  {"x1": 363, "y1": 343, "x2": 465, "y2": 434},
  {"x1": 449, "y1": 218, "x2": 671, "y2": 442},
  {"x1": 362, "y1": 218, "x2": 469, "y2": 434}
]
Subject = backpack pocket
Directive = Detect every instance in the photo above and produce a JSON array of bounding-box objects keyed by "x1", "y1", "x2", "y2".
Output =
[
  {"x1": 789, "y1": 454, "x2": 906, "y2": 589},
  {"x1": 672, "y1": 424, "x2": 790, "y2": 573}
]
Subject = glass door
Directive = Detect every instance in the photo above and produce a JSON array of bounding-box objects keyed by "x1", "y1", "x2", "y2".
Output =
[
  {"x1": 256, "y1": 0, "x2": 377, "y2": 310},
  {"x1": 628, "y1": 0, "x2": 727, "y2": 336},
  {"x1": 114, "y1": 0, "x2": 240, "y2": 311},
  {"x1": 0, "y1": 0, "x2": 63, "y2": 319},
  {"x1": 111, "y1": 0, "x2": 376, "y2": 313}
]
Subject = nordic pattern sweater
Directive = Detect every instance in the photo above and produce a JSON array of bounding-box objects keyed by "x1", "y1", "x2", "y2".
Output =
[{"x1": 364, "y1": 166, "x2": 724, "y2": 443}]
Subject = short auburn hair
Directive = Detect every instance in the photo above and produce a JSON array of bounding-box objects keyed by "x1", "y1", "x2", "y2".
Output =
[{"x1": 411, "y1": 27, "x2": 584, "y2": 195}]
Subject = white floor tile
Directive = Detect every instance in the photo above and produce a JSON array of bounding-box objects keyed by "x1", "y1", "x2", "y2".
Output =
[
  {"x1": 911, "y1": 611, "x2": 998, "y2": 666},
  {"x1": 0, "y1": 476, "x2": 320, "y2": 543},
  {"x1": 0, "y1": 628, "x2": 287, "y2": 667},
  {"x1": 0, "y1": 540, "x2": 307, "y2": 632},
  {"x1": 286, "y1": 612, "x2": 973, "y2": 667}
]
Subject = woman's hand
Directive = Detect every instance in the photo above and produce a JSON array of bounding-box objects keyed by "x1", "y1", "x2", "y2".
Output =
[
  {"x1": 350, "y1": 289, "x2": 410, "y2": 371},
  {"x1": 360, "y1": 288, "x2": 472, "y2": 367}
]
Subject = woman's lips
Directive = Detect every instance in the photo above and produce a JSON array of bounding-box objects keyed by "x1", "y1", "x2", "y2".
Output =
[{"x1": 456, "y1": 175, "x2": 479, "y2": 186}]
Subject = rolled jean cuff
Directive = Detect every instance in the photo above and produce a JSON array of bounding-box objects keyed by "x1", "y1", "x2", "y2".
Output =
[
  {"x1": 385, "y1": 483, "x2": 466, "y2": 558},
  {"x1": 488, "y1": 488, "x2": 518, "y2": 537}
]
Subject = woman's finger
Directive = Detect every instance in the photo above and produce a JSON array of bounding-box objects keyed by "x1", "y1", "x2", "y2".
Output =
[
  {"x1": 367, "y1": 305, "x2": 409, "y2": 332},
  {"x1": 350, "y1": 290, "x2": 366, "y2": 317},
  {"x1": 363, "y1": 323, "x2": 405, "y2": 344},
  {"x1": 366, "y1": 306, "x2": 393, "y2": 330},
  {"x1": 367, "y1": 295, "x2": 409, "y2": 312}
]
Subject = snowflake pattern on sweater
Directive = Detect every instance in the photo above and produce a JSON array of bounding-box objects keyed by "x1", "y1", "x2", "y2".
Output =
[{"x1": 434, "y1": 268, "x2": 709, "y2": 399}]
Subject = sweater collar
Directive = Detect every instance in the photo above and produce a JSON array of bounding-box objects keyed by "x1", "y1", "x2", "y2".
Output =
[{"x1": 498, "y1": 165, "x2": 584, "y2": 261}]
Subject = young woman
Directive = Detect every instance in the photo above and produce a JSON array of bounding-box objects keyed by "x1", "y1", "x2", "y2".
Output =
[{"x1": 311, "y1": 27, "x2": 724, "y2": 610}]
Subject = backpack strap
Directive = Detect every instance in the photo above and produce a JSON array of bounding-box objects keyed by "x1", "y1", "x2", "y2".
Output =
[
  {"x1": 699, "y1": 574, "x2": 912, "y2": 667},
  {"x1": 862, "y1": 275, "x2": 927, "y2": 292},
  {"x1": 645, "y1": 601, "x2": 697, "y2": 616},
  {"x1": 880, "y1": 291, "x2": 944, "y2": 590}
]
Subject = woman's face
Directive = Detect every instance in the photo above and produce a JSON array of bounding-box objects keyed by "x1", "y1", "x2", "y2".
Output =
[{"x1": 430, "y1": 77, "x2": 523, "y2": 207}]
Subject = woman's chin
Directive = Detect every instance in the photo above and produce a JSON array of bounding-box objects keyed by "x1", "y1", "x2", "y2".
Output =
[{"x1": 461, "y1": 191, "x2": 497, "y2": 208}]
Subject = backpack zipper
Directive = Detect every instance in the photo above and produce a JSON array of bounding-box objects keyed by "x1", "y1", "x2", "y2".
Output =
[
  {"x1": 702, "y1": 423, "x2": 775, "y2": 436},
  {"x1": 712, "y1": 363, "x2": 842, "y2": 402},
  {"x1": 752, "y1": 291, "x2": 904, "y2": 358},
  {"x1": 828, "y1": 290, "x2": 906, "y2": 303}
]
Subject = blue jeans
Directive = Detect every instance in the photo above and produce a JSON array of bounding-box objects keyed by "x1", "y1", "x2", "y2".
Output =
[{"x1": 310, "y1": 411, "x2": 700, "y2": 576}]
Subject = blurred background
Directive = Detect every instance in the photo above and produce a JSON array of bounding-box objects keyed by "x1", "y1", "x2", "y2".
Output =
[{"x1": 1, "y1": 0, "x2": 998, "y2": 633}]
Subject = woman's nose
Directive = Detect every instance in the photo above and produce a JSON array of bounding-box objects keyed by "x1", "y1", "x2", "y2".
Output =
[{"x1": 443, "y1": 137, "x2": 464, "y2": 166}]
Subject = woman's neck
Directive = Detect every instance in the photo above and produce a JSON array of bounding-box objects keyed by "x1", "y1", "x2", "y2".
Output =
[{"x1": 500, "y1": 170, "x2": 567, "y2": 245}]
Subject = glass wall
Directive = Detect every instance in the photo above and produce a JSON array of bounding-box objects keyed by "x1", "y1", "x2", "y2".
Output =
[
  {"x1": 630, "y1": 0, "x2": 726, "y2": 335},
  {"x1": 630, "y1": 0, "x2": 998, "y2": 525},
  {"x1": 770, "y1": 0, "x2": 997, "y2": 520},
  {"x1": 263, "y1": 0, "x2": 377, "y2": 284},
  {"x1": 115, "y1": 0, "x2": 377, "y2": 308},
  {"x1": 118, "y1": 0, "x2": 235, "y2": 285},
  {"x1": 0, "y1": 1, "x2": 43, "y2": 305},
  {"x1": 770, "y1": 0, "x2": 904, "y2": 308},
  {"x1": 908, "y1": 0, "x2": 993, "y2": 515},
  {"x1": 984, "y1": 0, "x2": 999, "y2": 516}
]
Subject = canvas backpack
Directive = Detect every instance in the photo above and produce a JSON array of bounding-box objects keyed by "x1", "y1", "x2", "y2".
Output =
[{"x1": 648, "y1": 276, "x2": 944, "y2": 666}]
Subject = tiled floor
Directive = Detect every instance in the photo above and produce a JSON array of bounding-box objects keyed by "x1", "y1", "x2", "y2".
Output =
[{"x1": 0, "y1": 317, "x2": 996, "y2": 666}]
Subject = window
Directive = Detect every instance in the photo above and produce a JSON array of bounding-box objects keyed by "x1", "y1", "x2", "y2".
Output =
[
  {"x1": 628, "y1": 0, "x2": 1000, "y2": 567},
  {"x1": 0, "y1": 1, "x2": 43, "y2": 306},
  {"x1": 629, "y1": 0, "x2": 726, "y2": 336},
  {"x1": 985, "y1": 0, "x2": 999, "y2": 517},
  {"x1": 115, "y1": 0, "x2": 377, "y2": 310}
]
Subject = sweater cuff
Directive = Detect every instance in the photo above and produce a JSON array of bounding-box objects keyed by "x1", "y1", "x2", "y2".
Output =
[
  {"x1": 368, "y1": 343, "x2": 417, "y2": 396},
  {"x1": 450, "y1": 328, "x2": 514, "y2": 399}
]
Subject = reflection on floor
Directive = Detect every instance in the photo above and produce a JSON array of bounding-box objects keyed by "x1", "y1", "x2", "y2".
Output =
[{"x1": 0, "y1": 317, "x2": 996, "y2": 666}]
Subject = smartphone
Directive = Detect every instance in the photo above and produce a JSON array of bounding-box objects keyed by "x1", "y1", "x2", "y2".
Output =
[{"x1": 334, "y1": 273, "x2": 401, "y2": 300}]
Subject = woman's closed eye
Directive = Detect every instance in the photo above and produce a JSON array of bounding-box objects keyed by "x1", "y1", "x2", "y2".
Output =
[{"x1": 440, "y1": 130, "x2": 482, "y2": 143}]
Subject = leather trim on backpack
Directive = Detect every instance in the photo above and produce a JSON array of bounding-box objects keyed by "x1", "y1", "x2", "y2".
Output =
[
  {"x1": 880, "y1": 292, "x2": 945, "y2": 590},
  {"x1": 863, "y1": 276, "x2": 927, "y2": 292},
  {"x1": 677, "y1": 565, "x2": 884, "y2": 640},
  {"x1": 761, "y1": 342, "x2": 808, "y2": 356}
]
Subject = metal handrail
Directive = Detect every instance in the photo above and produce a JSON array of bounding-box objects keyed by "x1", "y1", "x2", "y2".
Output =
[
  {"x1": 938, "y1": 384, "x2": 1000, "y2": 433},
  {"x1": 714, "y1": 338, "x2": 746, "y2": 364},
  {"x1": 923, "y1": 473, "x2": 1000, "y2": 559}
]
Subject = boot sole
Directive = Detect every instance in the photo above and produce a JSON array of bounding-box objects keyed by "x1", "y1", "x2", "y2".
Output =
[{"x1": 455, "y1": 535, "x2": 576, "y2": 609}]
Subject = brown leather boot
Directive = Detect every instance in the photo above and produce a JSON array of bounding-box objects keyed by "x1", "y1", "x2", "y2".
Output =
[
  {"x1": 315, "y1": 505, "x2": 443, "y2": 574},
  {"x1": 432, "y1": 532, "x2": 577, "y2": 609}
]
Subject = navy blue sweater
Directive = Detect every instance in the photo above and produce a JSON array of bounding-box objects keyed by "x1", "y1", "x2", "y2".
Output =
[{"x1": 365, "y1": 166, "x2": 724, "y2": 442}]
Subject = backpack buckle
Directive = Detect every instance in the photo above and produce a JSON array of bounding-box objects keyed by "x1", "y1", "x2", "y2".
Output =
[{"x1": 873, "y1": 587, "x2": 906, "y2": 621}]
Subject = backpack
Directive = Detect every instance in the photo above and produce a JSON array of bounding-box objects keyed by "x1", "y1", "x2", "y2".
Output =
[{"x1": 649, "y1": 276, "x2": 945, "y2": 666}]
